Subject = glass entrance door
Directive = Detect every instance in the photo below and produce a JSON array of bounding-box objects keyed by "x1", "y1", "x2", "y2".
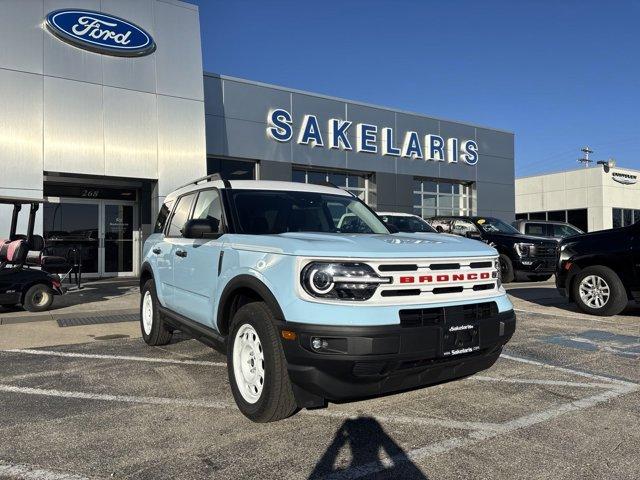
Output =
[
  {"x1": 43, "y1": 199, "x2": 138, "y2": 277},
  {"x1": 103, "y1": 204, "x2": 135, "y2": 276}
]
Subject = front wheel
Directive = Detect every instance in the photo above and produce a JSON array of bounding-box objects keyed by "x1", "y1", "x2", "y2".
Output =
[
  {"x1": 227, "y1": 302, "x2": 297, "y2": 422},
  {"x1": 23, "y1": 284, "x2": 54, "y2": 312},
  {"x1": 572, "y1": 266, "x2": 627, "y2": 316},
  {"x1": 140, "y1": 279, "x2": 172, "y2": 346},
  {"x1": 499, "y1": 254, "x2": 515, "y2": 283}
]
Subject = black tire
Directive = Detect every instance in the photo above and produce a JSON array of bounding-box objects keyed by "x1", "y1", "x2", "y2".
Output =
[
  {"x1": 227, "y1": 302, "x2": 297, "y2": 423},
  {"x1": 499, "y1": 254, "x2": 515, "y2": 283},
  {"x1": 572, "y1": 266, "x2": 627, "y2": 316},
  {"x1": 22, "y1": 284, "x2": 54, "y2": 312},
  {"x1": 140, "y1": 279, "x2": 172, "y2": 346},
  {"x1": 527, "y1": 274, "x2": 553, "y2": 282}
]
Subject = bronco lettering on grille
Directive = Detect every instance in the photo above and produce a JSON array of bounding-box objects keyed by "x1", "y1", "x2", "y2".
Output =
[{"x1": 399, "y1": 272, "x2": 491, "y2": 284}]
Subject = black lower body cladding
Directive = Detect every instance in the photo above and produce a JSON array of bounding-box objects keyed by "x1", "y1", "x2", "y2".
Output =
[{"x1": 279, "y1": 308, "x2": 516, "y2": 406}]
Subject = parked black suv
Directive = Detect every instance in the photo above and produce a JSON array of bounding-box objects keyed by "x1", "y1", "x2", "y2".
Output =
[
  {"x1": 556, "y1": 222, "x2": 639, "y2": 316},
  {"x1": 428, "y1": 216, "x2": 558, "y2": 283},
  {"x1": 512, "y1": 219, "x2": 583, "y2": 240}
]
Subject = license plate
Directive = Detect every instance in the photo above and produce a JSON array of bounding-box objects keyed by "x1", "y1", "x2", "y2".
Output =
[{"x1": 442, "y1": 323, "x2": 480, "y2": 357}]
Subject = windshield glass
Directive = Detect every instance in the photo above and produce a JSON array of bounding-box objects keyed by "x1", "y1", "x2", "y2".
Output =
[
  {"x1": 230, "y1": 190, "x2": 390, "y2": 234},
  {"x1": 382, "y1": 215, "x2": 436, "y2": 233},
  {"x1": 475, "y1": 217, "x2": 520, "y2": 234}
]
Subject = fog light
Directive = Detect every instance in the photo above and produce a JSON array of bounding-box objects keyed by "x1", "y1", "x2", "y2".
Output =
[{"x1": 312, "y1": 337, "x2": 328, "y2": 351}]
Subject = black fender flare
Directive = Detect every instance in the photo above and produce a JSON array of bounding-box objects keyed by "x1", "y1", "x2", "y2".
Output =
[
  {"x1": 139, "y1": 261, "x2": 154, "y2": 290},
  {"x1": 216, "y1": 274, "x2": 285, "y2": 334}
]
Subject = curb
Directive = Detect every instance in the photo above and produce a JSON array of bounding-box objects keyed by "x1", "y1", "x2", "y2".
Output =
[{"x1": 0, "y1": 308, "x2": 139, "y2": 326}]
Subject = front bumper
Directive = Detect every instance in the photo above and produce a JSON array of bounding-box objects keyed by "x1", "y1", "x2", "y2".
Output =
[
  {"x1": 514, "y1": 256, "x2": 556, "y2": 274},
  {"x1": 279, "y1": 307, "x2": 516, "y2": 407}
]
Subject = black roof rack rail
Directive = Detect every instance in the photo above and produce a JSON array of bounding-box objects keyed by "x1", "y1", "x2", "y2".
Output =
[{"x1": 177, "y1": 173, "x2": 231, "y2": 190}]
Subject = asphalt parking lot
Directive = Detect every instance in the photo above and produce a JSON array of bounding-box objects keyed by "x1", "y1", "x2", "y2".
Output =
[{"x1": 1, "y1": 281, "x2": 639, "y2": 479}]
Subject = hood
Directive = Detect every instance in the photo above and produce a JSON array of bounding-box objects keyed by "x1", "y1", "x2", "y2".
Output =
[{"x1": 227, "y1": 232, "x2": 497, "y2": 258}]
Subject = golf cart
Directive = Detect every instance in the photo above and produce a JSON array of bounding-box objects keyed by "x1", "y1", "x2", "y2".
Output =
[{"x1": 0, "y1": 199, "x2": 80, "y2": 312}]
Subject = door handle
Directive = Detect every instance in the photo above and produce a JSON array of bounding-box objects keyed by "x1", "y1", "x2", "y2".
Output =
[
  {"x1": 175, "y1": 249, "x2": 187, "y2": 258},
  {"x1": 152, "y1": 248, "x2": 161, "y2": 255}
]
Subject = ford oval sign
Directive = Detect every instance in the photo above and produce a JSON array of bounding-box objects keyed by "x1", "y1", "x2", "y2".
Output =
[{"x1": 45, "y1": 9, "x2": 156, "y2": 57}]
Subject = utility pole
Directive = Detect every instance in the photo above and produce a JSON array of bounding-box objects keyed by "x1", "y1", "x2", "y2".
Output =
[{"x1": 577, "y1": 146, "x2": 593, "y2": 167}]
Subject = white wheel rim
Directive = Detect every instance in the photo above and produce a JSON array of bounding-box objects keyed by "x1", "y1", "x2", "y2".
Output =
[
  {"x1": 33, "y1": 290, "x2": 50, "y2": 307},
  {"x1": 142, "y1": 291, "x2": 153, "y2": 335},
  {"x1": 232, "y1": 324, "x2": 265, "y2": 404},
  {"x1": 579, "y1": 275, "x2": 610, "y2": 309}
]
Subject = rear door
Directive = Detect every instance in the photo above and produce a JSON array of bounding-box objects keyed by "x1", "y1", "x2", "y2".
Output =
[
  {"x1": 162, "y1": 192, "x2": 197, "y2": 311},
  {"x1": 172, "y1": 188, "x2": 225, "y2": 327}
]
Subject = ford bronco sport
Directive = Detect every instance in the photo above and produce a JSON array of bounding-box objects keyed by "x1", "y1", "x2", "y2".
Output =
[{"x1": 140, "y1": 175, "x2": 516, "y2": 422}]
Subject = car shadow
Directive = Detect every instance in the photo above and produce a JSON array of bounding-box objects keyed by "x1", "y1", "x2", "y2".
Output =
[
  {"x1": 506, "y1": 285, "x2": 640, "y2": 317},
  {"x1": 308, "y1": 416, "x2": 428, "y2": 479}
]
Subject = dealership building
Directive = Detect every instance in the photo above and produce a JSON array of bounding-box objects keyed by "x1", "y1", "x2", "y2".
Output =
[
  {"x1": 0, "y1": 0, "x2": 515, "y2": 277},
  {"x1": 515, "y1": 164, "x2": 640, "y2": 232}
]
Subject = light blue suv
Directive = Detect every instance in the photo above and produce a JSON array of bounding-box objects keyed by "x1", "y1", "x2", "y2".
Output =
[{"x1": 140, "y1": 174, "x2": 515, "y2": 422}]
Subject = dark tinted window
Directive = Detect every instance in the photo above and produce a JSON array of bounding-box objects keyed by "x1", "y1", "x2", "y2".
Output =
[
  {"x1": 515, "y1": 213, "x2": 528, "y2": 220},
  {"x1": 547, "y1": 210, "x2": 566, "y2": 222},
  {"x1": 552, "y1": 223, "x2": 582, "y2": 237},
  {"x1": 567, "y1": 209, "x2": 588, "y2": 232},
  {"x1": 154, "y1": 201, "x2": 174, "y2": 234},
  {"x1": 193, "y1": 190, "x2": 223, "y2": 232},
  {"x1": 525, "y1": 223, "x2": 547, "y2": 236},
  {"x1": 382, "y1": 215, "x2": 436, "y2": 233},
  {"x1": 529, "y1": 211, "x2": 546, "y2": 220},
  {"x1": 207, "y1": 158, "x2": 255, "y2": 180},
  {"x1": 167, "y1": 194, "x2": 195, "y2": 237}
]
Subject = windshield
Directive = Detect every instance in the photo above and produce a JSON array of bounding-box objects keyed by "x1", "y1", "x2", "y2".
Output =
[
  {"x1": 381, "y1": 215, "x2": 436, "y2": 233},
  {"x1": 475, "y1": 217, "x2": 520, "y2": 234},
  {"x1": 230, "y1": 190, "x2": 390, "y2": 234}
]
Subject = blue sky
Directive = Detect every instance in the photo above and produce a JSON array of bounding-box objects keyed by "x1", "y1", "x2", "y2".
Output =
[{"x1": 189, "y1": 0, "x2": 640, "y2": 177}]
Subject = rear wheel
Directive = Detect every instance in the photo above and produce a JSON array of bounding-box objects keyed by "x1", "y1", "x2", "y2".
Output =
[
  {"x1": 499, "y1": 254, "x2": 515, "y2": 283},
  {"x1": 572, "y1": 266, "x2": 627, "y2": 316},
  {"x1": 227, "y1": 302, "x2": 297, "y2": 422},
  {"x1": 140, "y1": 279, "x2": 172, "y2": 346},
  {"x1": 23, "y1": 284, "x2": 54, "y2": 312}
]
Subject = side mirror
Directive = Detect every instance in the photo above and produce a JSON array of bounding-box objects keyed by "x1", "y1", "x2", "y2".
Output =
[
  {"x1": 386, "y1": 223, "x2": 399, "y2": 234},
  {"x1": 465, "y1": 231, "x2": 481, "y2": 239},
  {"x1": 182, "y1": 218, "x2": 221, "y2": 239}
]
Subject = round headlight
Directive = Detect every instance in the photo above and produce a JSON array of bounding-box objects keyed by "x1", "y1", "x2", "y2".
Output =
[{"x1": 301, "y1": 262, "x2": 390, "y2": 301}]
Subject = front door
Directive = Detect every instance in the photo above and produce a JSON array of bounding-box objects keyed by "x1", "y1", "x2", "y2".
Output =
[{"x1": 43, "y1": 199, "x2": 138, "y2": 277}]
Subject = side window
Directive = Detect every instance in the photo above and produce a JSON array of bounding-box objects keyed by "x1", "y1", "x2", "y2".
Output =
[
  {"x1": 192, "y1": 189, "x2": 223, "y2": 232},
  {"x1": 167, "y1": 194, "x2": 196, "y2": 237},
  {"x1": 553, "y1": 224, "x2": 578, "y2": 237},
  {"x1": 452, "y1": 219, "x2": 478, "y2": 236},
  {"x1": 525, "y1": 223, "x2": 547, "y2": 236},
  {"x1": 154, "y1": 200, "x2": 174, "y2": 234}
]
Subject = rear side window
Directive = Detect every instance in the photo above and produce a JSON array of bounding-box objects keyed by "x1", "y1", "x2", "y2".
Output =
[
  {"x1": 167, "y1": 194, "x2": 196, "y2": 237},
  {"x1": 525, "y1": 223, "x2": 547, "y2": 236},
  {"x1": 192, "y1": 189, "x2": 223, "y2": 232},
  {"x1": 154, "y1": 200, "x2": 174, "y2": 234}
]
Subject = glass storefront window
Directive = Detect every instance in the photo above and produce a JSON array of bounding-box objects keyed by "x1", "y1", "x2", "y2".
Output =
[
  {"x1": 292, "y1": 168, "x2": 375, "y2": 208},
  {"x1": 207, "y1": 157, "x2": 256, "y2": 180},
  {"x1": 413, "y1": 178, "x2": 473, "y2": 219}
]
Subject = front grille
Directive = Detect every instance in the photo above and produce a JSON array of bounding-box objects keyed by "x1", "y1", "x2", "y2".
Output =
[
  {"x1": 534, "y1": 244, "x2": 557, "y2": 257},
  {"x1": 399, "y1": 302, "x2": 498, "y2": 328}
]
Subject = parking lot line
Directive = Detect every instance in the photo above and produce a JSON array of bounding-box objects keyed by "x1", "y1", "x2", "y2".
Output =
[
  {"x1": 471, "y1": 375, "x2": 615, "y2": 389},
  {"x1": 0, "y1": 461, "x2": 90, "y2": 480},
  {"x1": 0, "y1": 384, "x2": 234, "y2": 410},
  {"x1": 501, "y1": 353, "x2": 638, "y2": 387},
  {"x1": 513, "y1": 308, "x2": 640, "y2": 326},
  {"x1": 1, "y1": 348, "x2": 226, "y2": 367}
]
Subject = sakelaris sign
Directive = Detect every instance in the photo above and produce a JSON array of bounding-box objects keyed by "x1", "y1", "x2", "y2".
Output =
[
  {"x1": 45, "y1": 9, "x2": 156, "y2": 57},
  {"x1": 267, "y1": 108, "x2": 479, "y2": 165}
]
